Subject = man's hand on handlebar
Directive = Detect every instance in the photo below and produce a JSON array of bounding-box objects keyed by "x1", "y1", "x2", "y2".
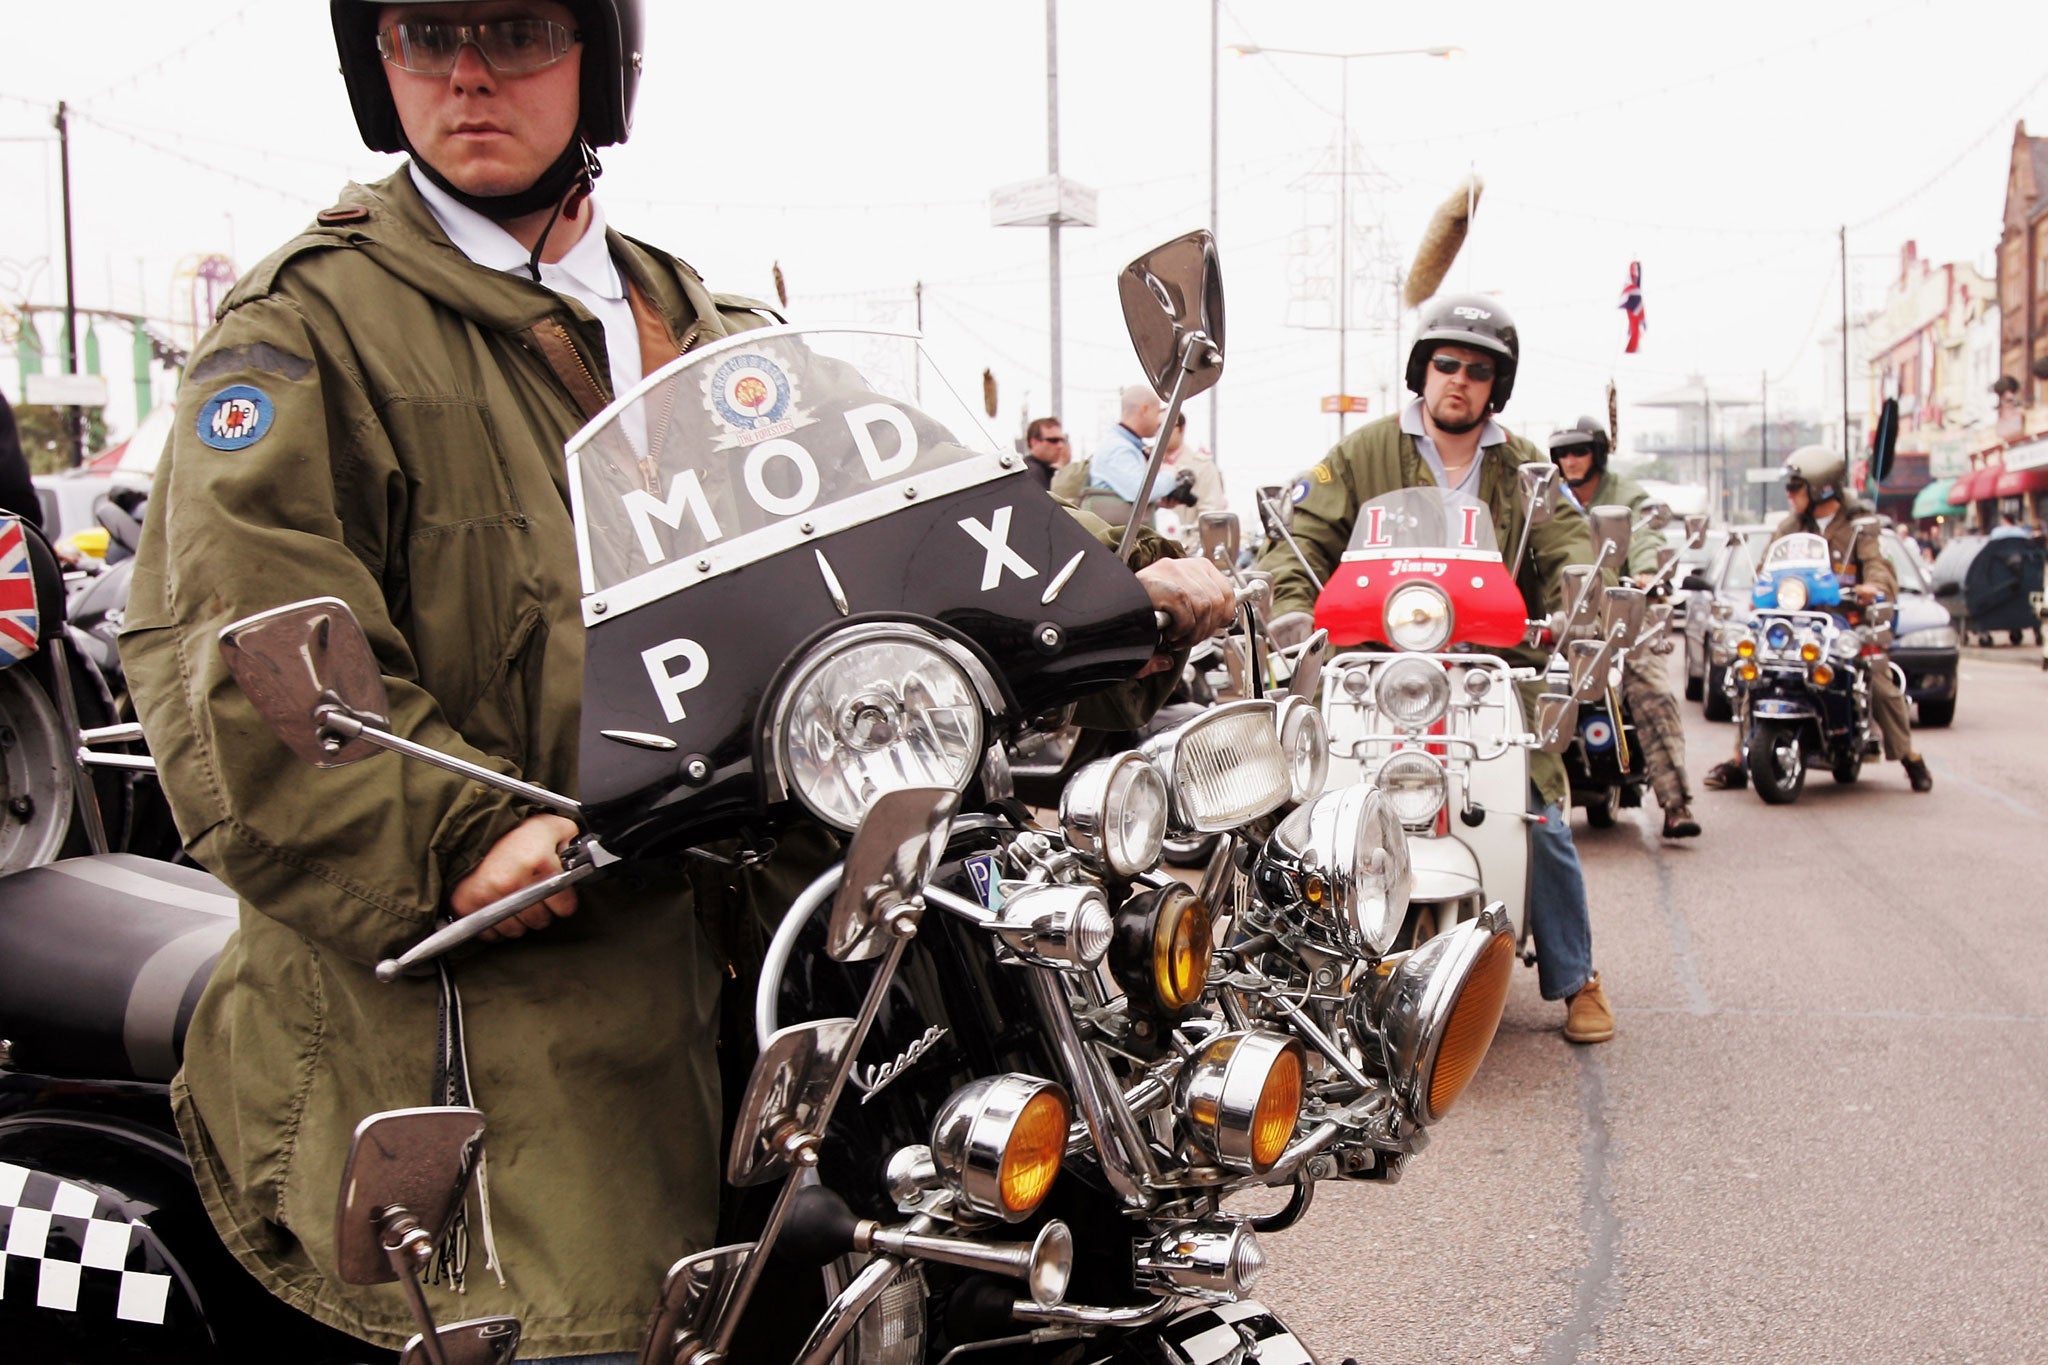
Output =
[
  {"x1": 454, "y1": 813, "x2": 582, "y2": 941},
  {"x1": 1137, "y1": 556, "x2": 1235, "y2": 676}
]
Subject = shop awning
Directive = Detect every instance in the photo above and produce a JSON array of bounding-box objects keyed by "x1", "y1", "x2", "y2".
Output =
[
  {"x1": 1948, "y1": 470, "x2": 1981, "y2": 505},
  {"x1": 1912, "y1": 478, "x2": 1956, "y2": 518},
  {"x1": 1991, "y1": 466, "x2": 2048, "y2": 498}
]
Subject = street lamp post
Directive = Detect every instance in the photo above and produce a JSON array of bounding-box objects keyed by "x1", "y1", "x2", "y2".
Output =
[{"x1": 1226, "y1": 44, "x2": 1457, "y2": 436}]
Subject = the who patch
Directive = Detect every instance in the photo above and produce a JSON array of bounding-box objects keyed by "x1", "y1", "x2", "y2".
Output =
[
  {"x1": 196, "y1": 384, "x2": 274, "y2": 451},
  {"x1": 703, "y1": 350, "x2": 814, "y2": 450},
  {"x1": 1580, "y1": 715, "x2": 1616, "y2": 751}
]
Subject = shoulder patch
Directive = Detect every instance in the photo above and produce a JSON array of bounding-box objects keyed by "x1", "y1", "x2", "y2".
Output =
[
  {"x1": 196, "y1": 385, "x2": 276, "y2": 451},
  {"x1": 1312, "y1": 462, "x2": 1334, "y2": 484},
  {"x1": 1290, "y1": 478, "x2": 1311, "y2": 504}
]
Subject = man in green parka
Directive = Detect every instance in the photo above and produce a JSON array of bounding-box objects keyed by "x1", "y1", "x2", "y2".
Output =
[
  {"x1": 123, "y1": 3, "x2": 1229, "y2": 1360},
  {"x1": 1549, "y1": 416, "x2": 1702, "y2": 838},
  {"x1": 1257, "y1": 295, "x2": 1615, "y2": 1045}
]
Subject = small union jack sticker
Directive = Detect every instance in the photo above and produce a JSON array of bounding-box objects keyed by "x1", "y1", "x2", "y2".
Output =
[{"x1": 0, "y1": 515, "x2": 42, "y2": 666}]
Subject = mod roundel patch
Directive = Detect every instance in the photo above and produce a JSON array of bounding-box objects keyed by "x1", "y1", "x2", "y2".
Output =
[
  {"x1": 1580, "y1": 715, "x2": 1616, "y2": 751},
  {"x1": 1290, "y1": 478, "x2": 1311, "y2": 505},
  {"x1": 196, "y1": 385, "x2": 275, "y2": 451}
]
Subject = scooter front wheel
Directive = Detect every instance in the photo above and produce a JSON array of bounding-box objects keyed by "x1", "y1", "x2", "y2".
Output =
[{"x1": 1747, "y1": 722, "x2": 1806, "y2": 805}]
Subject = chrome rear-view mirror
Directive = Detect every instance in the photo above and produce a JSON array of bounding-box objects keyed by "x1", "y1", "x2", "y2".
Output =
[
  {"x1": 1534, "y1": 693, "x2": 1579, "y2": 753},
  {"x1": 728, "y1": 1019, "x2": 857, "y2": 1187},
  {"x1": 334, "y1": 1107, "x2": 486, "y2": 1286},
  {"x1": 1685, "y1": 513, "x2": 1710, "y2": 550},
  {"x1": 1588, "y1": 505, "x2": 1633, "y2": 576},
  {"x1": 1517, "y1": 463, "x2": 1557, "y2": 525},
  {"x1": 1119, "y1": 229, "x2": 1226, "y2": 403},
  {"x1": 218, "y1": 597, "x2": 389, "y2": 768},
  {"x1": 400, "y1": 1318, "x2": 520, "y2": 1365},
  {"x1": 1601, "y1": 586, "x2": 1648, "y2": 643},
  {"x1": 1199, "y1": 511, "x2": 1241, "y2": 569},
  {"x1": 1567, "y1": 638, "x2": 1610, "y2": 702},
  {"x1": 827, "y1": 786, "x2": 958, "y2": 962},
  {"x1": 1287, "y1": 628, "x2": 1330, "y2": 702},
  {"x1": 1559, "y1": 564, "x2": 1601, "y2": 635},
  {"x1": 637, "y1": 1245, "x2": 753, "y2": 1365}
]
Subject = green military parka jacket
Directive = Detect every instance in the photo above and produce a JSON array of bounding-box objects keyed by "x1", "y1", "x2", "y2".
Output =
[
  {"x1": 122, "y1": 169, "x2": 813, "y2": 1355},
  {"x1": 1256, "y1": 414, "x2": 1600, "y2": 806}
]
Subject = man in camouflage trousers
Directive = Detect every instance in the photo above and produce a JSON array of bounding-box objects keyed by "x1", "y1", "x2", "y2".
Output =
[{"x1": 1549, "y1": 418, "x2": 1700, "y2": 838}]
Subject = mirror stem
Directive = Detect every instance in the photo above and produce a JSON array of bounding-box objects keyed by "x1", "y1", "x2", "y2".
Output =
[
  {"x1": 708, "y1": 926, "x2": 918, "y2": 1358},
  {"x1": 1259, "y1": 493, "x2": 1324, "y2": 594},
  {"x1": 318, "y1": 708, "x2": 582, "y2": 818},
  {"x1": 380, "y1": 1215, "x2": 452, "y2": 1365}
]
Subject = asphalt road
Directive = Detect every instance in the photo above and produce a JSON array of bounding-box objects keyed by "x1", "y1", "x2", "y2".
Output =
[{"x1": 1254, "y1": 643, "x2": 2048, "y2": 1365}]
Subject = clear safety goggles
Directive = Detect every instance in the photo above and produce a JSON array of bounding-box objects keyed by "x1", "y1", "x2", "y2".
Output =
[{"x1": 377, "y1": 18, "x2": 581, "y2": 75}]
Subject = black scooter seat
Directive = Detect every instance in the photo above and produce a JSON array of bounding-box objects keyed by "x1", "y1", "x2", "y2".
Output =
[{"x1": 0, "y1": 855, "x2": 238, "y2": 1084}]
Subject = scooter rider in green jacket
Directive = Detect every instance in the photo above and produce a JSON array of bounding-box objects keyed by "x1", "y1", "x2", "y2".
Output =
[
  {"x1": 1549, "y1": 417, "x2": 1701, "y2": 838},
  {"x1": 1258, "y1": 296, "x2": 1616, "y2": 1045},
  {"x1": 123, "y1": 3, "x2": 1233, "y2": 1358}
]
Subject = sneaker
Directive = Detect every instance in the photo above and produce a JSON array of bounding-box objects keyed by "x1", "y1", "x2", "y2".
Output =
[
  {"x1": 1662, "y1": 805, "x2": 1702, "y2": 838},
  {"x1": 1902, "y1": 754, "x2": 1933, "y2": 793},
  {"x1": 1702, "y1": 760, "x2": 1746, "y2": 791},
  {"x1": 1564, "y1": 973, "x2": 1615, "y2": 1044}
]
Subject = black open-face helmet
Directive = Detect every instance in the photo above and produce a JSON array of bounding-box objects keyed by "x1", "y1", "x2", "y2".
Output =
[
  {"x1": 1548, "y1": 415, "x2": 1611, "y2": 478},
  {"x1": 331, "y1": 0, "x2": 643, "y2": 153},
  {"x1": 1404, "y1": 294, "x2": 1520, "y2": 411}
]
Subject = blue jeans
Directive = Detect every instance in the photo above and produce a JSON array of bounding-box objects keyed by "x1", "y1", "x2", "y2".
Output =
[{"x1": 1526, "y1": 792, "x2": 1595, "y2": 1001}]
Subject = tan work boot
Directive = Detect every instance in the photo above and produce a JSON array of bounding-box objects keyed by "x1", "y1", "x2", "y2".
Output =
[{"x1": 1564, "y1": 972, "x2": 1615, "y2": 1044}]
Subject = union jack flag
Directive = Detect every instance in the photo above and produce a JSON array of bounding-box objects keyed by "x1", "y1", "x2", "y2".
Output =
[
  {"x1": 1, "y1": 515, "x2": 41, "y2": 665},
  {"x1": 1619, "y1": 261, "x2": 1646, "y2": 353}
]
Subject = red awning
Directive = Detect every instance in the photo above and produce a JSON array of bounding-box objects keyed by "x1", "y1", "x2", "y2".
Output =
[
  {"x1": 1948, "y1": 470, "x2": 1981, "y2": 505},
  {"x1": 1992, "y1": 465, "x2": 2048, "y2": 498}
]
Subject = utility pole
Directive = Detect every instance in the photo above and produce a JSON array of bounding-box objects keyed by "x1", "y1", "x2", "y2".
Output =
[
  {"x1": 1336, "y1": 68, "x2": 1350, "y2": 437},
  {"x1": 55, "y1": 99, "x2": 83, "y2": 467},
  {"x1": 1758, "y1": 369, "x2": 1769, "y2": 520},
  {"x1": 1208, "y1": 0, "x2": 1219, "y2": 459},
  {"x1": 1839, "y1": 225, "x2": 1850, "y2": 462},
  {"x1": 1045, "y1": 0, "x2": 1063, "y2": 426}
]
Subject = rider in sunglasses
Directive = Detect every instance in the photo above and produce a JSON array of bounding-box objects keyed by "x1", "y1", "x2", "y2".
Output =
[{"x1": 1258, "y1": 294, "x2": 1620, "y2": 1046}]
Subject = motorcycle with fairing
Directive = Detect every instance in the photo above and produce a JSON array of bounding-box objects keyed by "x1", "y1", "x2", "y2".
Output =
[
  {"x1": 0, "y1": 234, "x2": 1521, "y2": 1364},
  {"x1": 1720, "y1": 523, "x2": 1897, "y2": 805}
]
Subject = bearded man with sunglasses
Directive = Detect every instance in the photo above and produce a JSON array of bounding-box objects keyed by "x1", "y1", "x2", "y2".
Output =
[{"x1": 1258, "y1": 295, "x2": 1618, "y2": 1045}]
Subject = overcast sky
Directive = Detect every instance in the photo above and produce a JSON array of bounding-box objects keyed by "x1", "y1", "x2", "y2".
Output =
[{"x1": 6, "y1": 0, "x2": 2046, "y2": 515}]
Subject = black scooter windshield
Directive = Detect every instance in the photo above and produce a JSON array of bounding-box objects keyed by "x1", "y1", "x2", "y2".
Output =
[{"x1": 568, "y1": 327, "x2": 1156, "y2": 850}]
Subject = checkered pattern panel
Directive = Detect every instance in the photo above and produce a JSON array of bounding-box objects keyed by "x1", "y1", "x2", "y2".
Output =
[
  {"x1": 1085, "y1": 1299, "x2": 1317, "y2": 1365},
  {"x1": 0, "y1": 1161, "x2": 174, "y2": 1325}
]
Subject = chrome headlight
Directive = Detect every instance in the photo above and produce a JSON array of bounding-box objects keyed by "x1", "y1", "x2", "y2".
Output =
[
  {"x1": 989, "y1": 884, "x2": 1114, "y2": 969},
  {"x1": 1134, "y1": 1222, "x2": 1267, "y2": 1301},
  {"x1": 1141, "y1": 699, "x2": 1291, "y2": 834},
  {"x1": 1254, "y1": 783, "x2": 1412, "y2": 957},
  {"x1": 773, "y1": 624, "x2": 986, "y2": 831},
  {"x1": 1375, "y1": 655, "x2": 1451, "y2": 731},
  {"x1": 929, "y1": 1074, "x2": 1071, "y2": 1222},
  {"x1": 1375, "y1": 749, "x2": 1448, "y2": 828},
  {"x1": 1384, "y1": 582, "x2": 1453, "y2": 652},
  {"x1": 1273, "y1": 696, "x2": 1330, "y2": 803},
  {"x1": 1174, "y1": 1031, "x2": 1304, "y2": 1174},
  {"x1": 1345, "y1": 905, "x2": 1514, "y2": 1126},
  {"x1": 1060, "y1": 752, "x2": 1168, "y2": 877},
  {"x1": 1776, "y1": 576, "x2": 1810, "y2": 611}
]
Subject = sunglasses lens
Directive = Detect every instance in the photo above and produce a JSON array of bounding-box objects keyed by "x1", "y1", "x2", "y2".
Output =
[
  {"x1": 1466, "y1": 362, "x2": 1494, "y2": 382},
  {"x1": 1430, "y1": 354, "x2": 1460, "y2": 375},
  {"x1": 1429, "y1": 354, "x2": 1493, "y2": 382},
  {"x1": 381, "y1": 19, "x2": 574, "y2": 73}
]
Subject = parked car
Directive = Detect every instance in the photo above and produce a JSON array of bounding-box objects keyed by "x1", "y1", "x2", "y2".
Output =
[{"x1": 1682, "y1": 523, "x2": 1957, "y2": 726}]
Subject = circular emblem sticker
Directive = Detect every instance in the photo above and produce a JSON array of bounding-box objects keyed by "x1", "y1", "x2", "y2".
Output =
[
  {"x1": 1290, "y1": 478, "x2": 1311, "y2": 505},
  {"x1": 1580, "y1": 716, "x2": 1616, "y2": 751},
  {"x1": 197, "y1": 385, "x2": 275, "y2": 451}
]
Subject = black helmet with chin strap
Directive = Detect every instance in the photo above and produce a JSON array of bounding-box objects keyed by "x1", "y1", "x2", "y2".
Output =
[
  {"x1": 330, "y1": 0, "x2": 643, "y2": 154},
  {"x1": 1404, "y1": 293, "x2": 1520, "y2": 411},
  {"x1": 1548, "y1": 415, "x2": 1611, "y2": 480}
]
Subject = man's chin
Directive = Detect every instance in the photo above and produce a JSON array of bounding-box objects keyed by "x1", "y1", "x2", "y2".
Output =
[{"x1": 428, "y1": 152, "x2": 544, "y2": 200}]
